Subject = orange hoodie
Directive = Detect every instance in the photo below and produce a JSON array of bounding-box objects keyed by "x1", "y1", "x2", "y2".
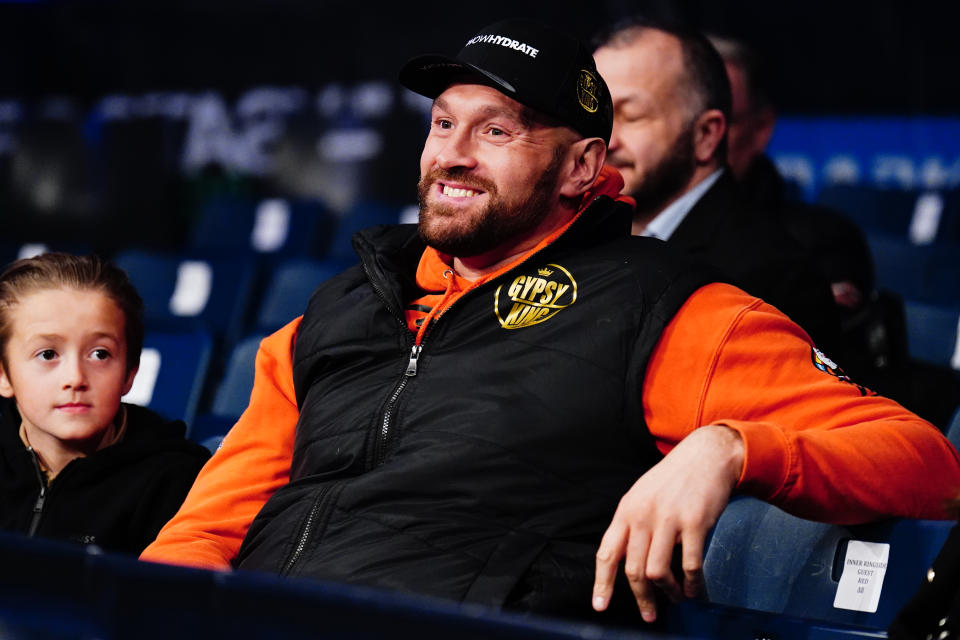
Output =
[{"x1": 141, "y1": 169, "x2": 960, "y2": 570}]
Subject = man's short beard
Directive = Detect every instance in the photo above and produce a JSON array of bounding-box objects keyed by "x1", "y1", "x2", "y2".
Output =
[
  {"x1": 417, "y1": 147, "x2": 566, "y2": 258},
  {"x1": 629, "y1": 121, "x2": 698, "y2": 218}
]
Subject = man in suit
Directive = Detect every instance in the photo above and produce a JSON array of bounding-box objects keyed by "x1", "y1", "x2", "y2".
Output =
[{"x1": 593, "y1": 17, "x2": 842, "y2": 352}]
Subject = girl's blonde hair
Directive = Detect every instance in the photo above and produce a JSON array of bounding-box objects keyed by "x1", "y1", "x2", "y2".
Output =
[{"x1": 0, "y1": 253, "x2": 144, "y2": 374}]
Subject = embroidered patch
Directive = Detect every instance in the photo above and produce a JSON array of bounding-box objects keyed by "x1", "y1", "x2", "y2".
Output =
[
  {"x1": 577, "y1": 69, "x2": 600, "y2": 113},
  {"x1": 494, "y1": 263, "x2": 577, "y2": 329},
  {"x1": 811, "y1": 347, "x2": 875, "y2": 396}
]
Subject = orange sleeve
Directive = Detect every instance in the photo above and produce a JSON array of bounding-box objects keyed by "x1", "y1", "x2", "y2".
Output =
[
  {"x1": 140, "y1": 318, "x2": 302, "y2": 569},
  {"x1": 645, "y1": 283, "x2": 960, "y2": 523}
]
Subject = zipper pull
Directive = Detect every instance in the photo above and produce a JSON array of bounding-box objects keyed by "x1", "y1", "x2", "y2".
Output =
[
  {"x1": 405, "y1": 344, "x2": 422, "y2": 377},
  {"x1": 28, "y1": 489, "x2": 46, "y2": 536}
]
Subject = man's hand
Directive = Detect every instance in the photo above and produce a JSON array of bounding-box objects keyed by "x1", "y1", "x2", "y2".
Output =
[{"x1": 592, "y1": 425, "x2": 745, "y2": 622}]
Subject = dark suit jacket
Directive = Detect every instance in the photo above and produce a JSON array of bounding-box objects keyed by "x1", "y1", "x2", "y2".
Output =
[{"x1": 667, "y1": 172, "x2": 842, "y2": 353}]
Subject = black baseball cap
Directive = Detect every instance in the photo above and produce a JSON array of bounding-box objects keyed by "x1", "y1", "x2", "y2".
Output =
[{"x1": 399, "y1": 19, "x2": 613, "y2": 143}]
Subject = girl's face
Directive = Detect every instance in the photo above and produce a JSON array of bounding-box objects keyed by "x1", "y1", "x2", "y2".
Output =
[{"x1": 0, "y1": 287, "x2": 136, "y2": 457}]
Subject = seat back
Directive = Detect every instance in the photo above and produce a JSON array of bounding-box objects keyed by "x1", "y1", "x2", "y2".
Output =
[
  {"x1": 123, "y1": 329, "x2": 213, "y2": 427},
  {"x1": 819, "y1": 185, "x2": 959, "y2": 246},
  {"x1": 189, "y1": 195, "x2": 336, "y2": 260},
  {"x1": 903, "y1": 300, "x2": 960, "y2": 370},
  {"x1": 255, "y1": 258, "x2": 346, "y2": 334},
  {"x1": 113, "y1": 249, "x2": 257, "y2": 346},
  {"x1": 703, "y1": 497, "x2": 951, "y2": 630}
]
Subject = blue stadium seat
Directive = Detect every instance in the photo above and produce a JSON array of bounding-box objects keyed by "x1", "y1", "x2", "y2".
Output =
[
  {"x1": 946, "y1": 405, "x2": 960, "y2": 452},
  {"x1": 188, "y1": 195, "x2": 337, "y2": 260},
  {"x1": 113, "y1": 249, "x2": 257, "y2": 347},
  {"x1": 327, "y1": 199, "x2": 404, "y2": 262},
  {"x1": 190, "y1": 333, "x2": 265, "y2": 445},
  {"x1": 123, "y1": 329, "x2": 213, "y2": 428},
  {"x1": 255, "y1": 257, "x2": 347, "y2": 334},
  {"x1": 702, "y1": 496, "x2": 952, "y2": 631},
  {"x1": 819, "y1": 185, "x2": 959, "y2": 245},
  {"x1": 868, "y1": 234, "x2": 960, "y2": 305},
  {"x1": 903, "y1": 300, "x2": 960, "y2": 369}
]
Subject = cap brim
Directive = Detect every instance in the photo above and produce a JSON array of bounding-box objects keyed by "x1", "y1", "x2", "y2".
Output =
[{"x1": 399, "y1": 54, "x2": 518, "y2": 100}]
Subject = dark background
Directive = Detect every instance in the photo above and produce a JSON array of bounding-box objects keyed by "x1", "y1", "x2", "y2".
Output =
[{"x1": 1, "y1": 0, "x2": 958, "y2": 114}]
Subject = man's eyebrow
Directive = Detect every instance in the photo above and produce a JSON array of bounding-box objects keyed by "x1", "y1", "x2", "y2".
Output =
[{"x1": 432, "y1": 96, "x2": 531, "y2": 128}]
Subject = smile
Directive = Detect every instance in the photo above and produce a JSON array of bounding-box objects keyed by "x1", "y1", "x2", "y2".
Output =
[{"x1": 441, "y1": 184, "x2": 483, "y2": 198}]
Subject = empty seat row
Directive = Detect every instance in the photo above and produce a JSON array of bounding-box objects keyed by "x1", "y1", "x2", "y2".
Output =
[{"x1": 818, "y1": 184, "x2": 960, "y2": 246}]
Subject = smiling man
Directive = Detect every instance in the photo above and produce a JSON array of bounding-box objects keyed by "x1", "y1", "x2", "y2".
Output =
[{"x1": 141, "y1": 18, "x2": 960, "y2": 628}]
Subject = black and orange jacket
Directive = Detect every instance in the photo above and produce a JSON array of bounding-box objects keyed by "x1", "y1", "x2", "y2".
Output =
[
  {"x1": 231, "y1": 182, "x2": 717, "y2": 615},
  {"x1": 142, "y1": 168, "x2": 960, "y2": 601}
]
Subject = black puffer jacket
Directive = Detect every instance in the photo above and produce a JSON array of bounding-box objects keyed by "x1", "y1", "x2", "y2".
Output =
[
  {"x1": 0, "y1": 398, "x2": 210, "y2": 555},
  {"x1": 236, "y1": 195, "x2": 718, "y2": 618}
]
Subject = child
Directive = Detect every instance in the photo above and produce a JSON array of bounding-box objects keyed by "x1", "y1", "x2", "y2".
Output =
[{"x1": 0, "y1": 253, "x2": 210, "y2": 555}]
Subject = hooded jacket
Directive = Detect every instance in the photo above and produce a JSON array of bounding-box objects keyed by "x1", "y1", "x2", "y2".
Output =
[
  {"x1": 232, "y1": 190, "x2": 719, "y2": 614},
  {"x1": 0, "y1": 398, "x2": 210, "y2": 556}
]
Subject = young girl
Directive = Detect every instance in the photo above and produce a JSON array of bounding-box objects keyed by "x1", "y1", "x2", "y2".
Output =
[{"x1": 0, "y1": 253, "x2": 210, "y2": 555}]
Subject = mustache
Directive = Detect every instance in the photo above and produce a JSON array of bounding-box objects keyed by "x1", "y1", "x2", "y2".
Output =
[{"x1": 418, "y1": 168, "x2": 498, "y2": 195}]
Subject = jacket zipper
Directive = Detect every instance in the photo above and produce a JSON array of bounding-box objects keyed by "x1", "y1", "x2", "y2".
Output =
[
  {"x1": 363, "y1": 202, "x2": 607, "y2": 467},
  {"x1": 26, "y1": 447, "x2": 47, "y2": 536},
  {"x1": 280, "y1": 485, "x2": 329, "y2": 575}
]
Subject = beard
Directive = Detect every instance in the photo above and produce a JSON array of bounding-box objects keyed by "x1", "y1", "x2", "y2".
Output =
[
  {"x1": 416, "y1": 149, "x2": 565, "y2": 258},
  {"x1": 624, "y1": 121, "x2": 698, "y2": 219}
]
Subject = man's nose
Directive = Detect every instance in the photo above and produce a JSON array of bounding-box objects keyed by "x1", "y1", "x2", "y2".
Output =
[
  {"x1": 435, "y1": 130, "x2": 479, "y2": 171},
  {"x1": 607, "y1": 121, "x2": 623, "y2": 154}
]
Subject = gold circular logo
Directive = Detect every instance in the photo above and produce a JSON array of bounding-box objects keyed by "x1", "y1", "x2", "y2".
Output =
[
  {"x1": 494, "y1": 263, "x2": 577, "y2": 330},
  {"x1": 577, "y1": 69, "x2": 600, "y2": 113}
]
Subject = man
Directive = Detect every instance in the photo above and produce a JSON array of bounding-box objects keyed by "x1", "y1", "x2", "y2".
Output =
[
  {"x1": 708, "y1": 32, "x2": 874, "y2": 312},
  {"x1": 141, "y1": 19, "x2": 960, "y2": 627},
  {"x1": 708, "y1": 33, "x2": 960, "y2": 425},
  {"x1": 593, "y1": 17, "x2": 843, "y2": 354}
]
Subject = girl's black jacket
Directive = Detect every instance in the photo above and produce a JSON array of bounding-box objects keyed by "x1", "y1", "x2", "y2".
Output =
[{"x1": 0, "y1": 397, "x2": 210, "y2": 556}]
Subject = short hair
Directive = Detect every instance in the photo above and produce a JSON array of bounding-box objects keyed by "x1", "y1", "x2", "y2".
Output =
[
  {"x1": 707, "y1": 34, "x2": 774, "y2": 115},
  {"x1": 593, "y1": 15, "x2": 732, "y2": 159},
  {"x1": 0, "y1": 253, "x2": 144, "y2": 374}
]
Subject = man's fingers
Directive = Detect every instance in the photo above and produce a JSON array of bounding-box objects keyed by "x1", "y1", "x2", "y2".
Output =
[
  {"x1": 680, "y1": 528, "x2": 706, "y2": 599},
  {"x1": 645, "y1": 525, "x2": 682, "y2": 604},
  {"x1": 593, "y1": 521, "x2": 628, "y2": 611},
  {"x1": 622, "y1": 527, "x2": 660, "y2": 622}
]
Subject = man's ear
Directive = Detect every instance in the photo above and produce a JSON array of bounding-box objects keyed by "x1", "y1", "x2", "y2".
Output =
[
  {"x1": 0, "y1": 364, "x2": 14, "y2": 399},
  {"x1": 559, "y1": 138, "x2": 607, "y2": 199},
  {"x1": 121, "y1": 365, "x2": 139, "y2": 397},
  {"x1": 693, "y1": 109, "x2": 726, "y2": 164},
  {"x1": 751, "y1": 107, "x2": 776, "y2": 155}
]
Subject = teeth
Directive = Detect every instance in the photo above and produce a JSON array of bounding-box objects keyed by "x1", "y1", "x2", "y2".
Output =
[{"x1": 442, "y1": 185, "x2": 478, "y2": 198}]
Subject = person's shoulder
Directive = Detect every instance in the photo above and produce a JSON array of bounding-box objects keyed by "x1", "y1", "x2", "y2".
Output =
[{"x1": 119, "y1": 404, "x2": 211, "y2": 462}]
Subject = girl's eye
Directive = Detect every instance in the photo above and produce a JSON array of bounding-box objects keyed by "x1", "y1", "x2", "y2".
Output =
[
  {"x1": 38, "y1": 349, "x2": 57, "y2": 361},
  {"x1": 91, "y1": 349, "x2": 111, "y2": 361}
]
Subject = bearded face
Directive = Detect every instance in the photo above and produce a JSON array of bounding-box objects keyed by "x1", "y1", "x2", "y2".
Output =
[{"x1": 417, "y1": 145, "x2": 565, "y2": 258}]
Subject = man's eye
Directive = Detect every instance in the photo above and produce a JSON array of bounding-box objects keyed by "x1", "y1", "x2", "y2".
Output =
[
  {"x1": 488, "y1": 127, "x2": 505, "y2": 136},
  {"x1": 435, "y1": 119, "x2": 453, "y2": 129}
]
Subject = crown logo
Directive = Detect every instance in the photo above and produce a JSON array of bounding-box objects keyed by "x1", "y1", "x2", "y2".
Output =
[{"x1": 537, "y1": 268, "x2": 554, "y2": 277}]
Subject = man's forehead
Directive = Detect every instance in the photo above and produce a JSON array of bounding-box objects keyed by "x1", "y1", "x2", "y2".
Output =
[{"x1": 432, "y1": 83, "x2": 562, "y2": 131}]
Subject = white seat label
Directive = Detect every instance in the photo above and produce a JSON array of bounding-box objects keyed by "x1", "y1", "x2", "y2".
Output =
[
  {"x1": 833, "y1": 540, "x2": 889, "y2": 613},
  {"x1": 123, "y1": 347, "x2": 160, "y2": 407},
  {"x1": 251, "y1": 198, "x2": 290, "y2": 252},
  {"x1": 909, "y1": 192, "x2": 943, "y2": 245},
  {"x1": 169, "y1": 261, "x2": 213, "y2": 316}
]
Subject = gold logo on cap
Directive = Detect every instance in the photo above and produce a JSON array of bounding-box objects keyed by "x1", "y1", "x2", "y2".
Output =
[
  {"x1": 494, "y1": 263, "x2": 577, "y2": 330},
  {"x1": 577, "y1": 70, "x2": 600, "y2": 113}
]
